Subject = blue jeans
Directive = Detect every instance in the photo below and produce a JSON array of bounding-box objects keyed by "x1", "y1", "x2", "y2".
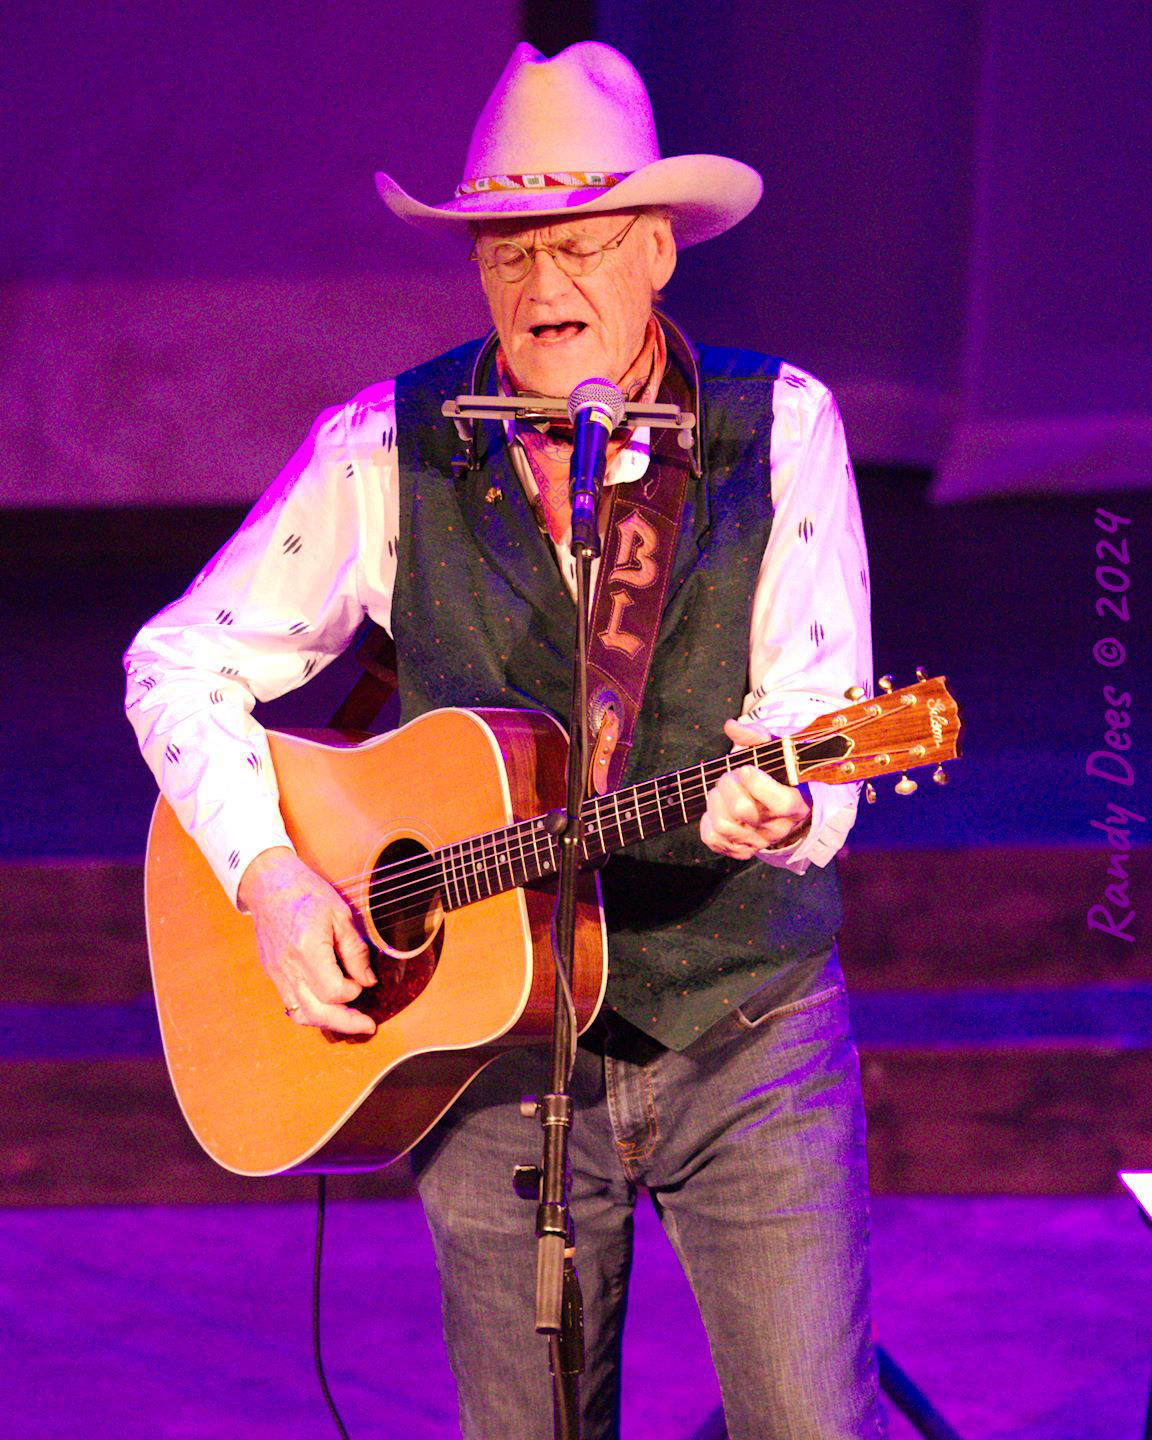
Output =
[{"x1": 412, "y1": 947, "x2": 886, "y2": 1439}]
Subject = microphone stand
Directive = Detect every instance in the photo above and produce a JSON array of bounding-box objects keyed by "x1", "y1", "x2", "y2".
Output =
[{"x1": 527, "y1": 409, "x2": 608, "y2": 1440}]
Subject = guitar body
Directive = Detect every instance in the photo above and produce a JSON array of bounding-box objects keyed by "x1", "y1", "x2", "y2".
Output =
[
  {"x1": 145, "y1": 676, "x2": 961, "y2": 1180},
  {"x1": 145, "y1": 708, "x2": 607, "y2": 1177}
]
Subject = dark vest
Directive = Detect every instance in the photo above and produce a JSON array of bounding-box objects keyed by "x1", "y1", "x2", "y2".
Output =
[{"x1": 391, "y1": 336, "x2": 842, "y2": 1049}]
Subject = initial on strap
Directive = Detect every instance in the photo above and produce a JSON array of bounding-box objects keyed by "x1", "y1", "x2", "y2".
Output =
[{"x1": 601, "y1": 510, "x2": 660, "y2": 656}]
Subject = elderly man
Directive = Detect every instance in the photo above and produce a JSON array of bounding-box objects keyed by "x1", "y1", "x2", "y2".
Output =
[{"x1": 127, "y1": 40, "x2": 881, "y2": 1440}]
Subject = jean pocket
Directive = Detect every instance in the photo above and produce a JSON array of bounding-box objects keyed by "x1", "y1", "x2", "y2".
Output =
[{"x1": 735, "y1": 980, "x2": 845, "y2": 1031}]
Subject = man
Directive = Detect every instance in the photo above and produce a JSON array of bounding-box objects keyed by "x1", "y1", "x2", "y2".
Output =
[{"x1": 127, "y1": 41, "x2": 881, "y2": 1439}]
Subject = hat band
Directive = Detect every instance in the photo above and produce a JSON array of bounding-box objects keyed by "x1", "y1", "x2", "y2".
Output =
[{"x1": 455, "y1": 170, "x2": 629, "y2": 198}]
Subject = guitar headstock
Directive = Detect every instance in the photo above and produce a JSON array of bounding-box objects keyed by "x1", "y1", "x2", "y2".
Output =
[{"x1": 795, "y1": 674, "x2": 962, "y2": 792}]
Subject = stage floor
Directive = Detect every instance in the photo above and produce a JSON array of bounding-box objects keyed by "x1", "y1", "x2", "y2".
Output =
[{"x1": 6, "y1": 1193, "x2": 1150, "y2": 1439}]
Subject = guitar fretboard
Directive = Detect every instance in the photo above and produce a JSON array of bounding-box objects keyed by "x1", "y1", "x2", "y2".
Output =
[{"x1": 428, "y1": 732, "x2": 849, "y2": 912}]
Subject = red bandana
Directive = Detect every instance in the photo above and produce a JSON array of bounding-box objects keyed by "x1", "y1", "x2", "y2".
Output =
[{"x1": 495, "y1": 317, "x2": 668, "y2": 544}]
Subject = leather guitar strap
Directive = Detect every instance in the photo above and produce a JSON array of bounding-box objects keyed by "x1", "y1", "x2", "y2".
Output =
[{"x1": 583, "y1": 358, "x2": 695, "y2": 796}]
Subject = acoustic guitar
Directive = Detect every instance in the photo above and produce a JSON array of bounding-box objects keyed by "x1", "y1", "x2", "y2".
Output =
[{"x1": 145, "y1": 675, "x2": 961, "y2": 1177}]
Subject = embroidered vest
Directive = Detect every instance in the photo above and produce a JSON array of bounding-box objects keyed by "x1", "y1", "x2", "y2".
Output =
[{"x1": 390, "y1": 337, "x2": 842, "y2": 1049}]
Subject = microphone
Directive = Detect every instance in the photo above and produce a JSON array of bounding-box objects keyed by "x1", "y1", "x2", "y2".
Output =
[{"x1": 567, "y1": 378, "x2": 626, "y2": 553}]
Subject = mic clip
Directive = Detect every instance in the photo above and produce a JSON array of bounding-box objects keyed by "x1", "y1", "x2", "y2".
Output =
[{"x1": 444, "y1": 395, "x2": 697, "y2": 455}]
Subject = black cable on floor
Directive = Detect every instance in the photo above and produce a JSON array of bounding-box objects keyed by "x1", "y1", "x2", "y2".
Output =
[{"x1": 314, "y1": 1175, "x2": 352, "y2": 1439}]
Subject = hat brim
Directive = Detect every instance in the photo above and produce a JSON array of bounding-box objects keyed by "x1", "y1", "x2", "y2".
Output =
[{"x1": 375, "y1": 154, "x2": 762, "y2": 249}]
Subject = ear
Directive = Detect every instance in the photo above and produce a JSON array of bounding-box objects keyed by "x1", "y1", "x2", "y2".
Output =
[{"x1": 647, "y1": 213, "x2": 677, "y2": 292}]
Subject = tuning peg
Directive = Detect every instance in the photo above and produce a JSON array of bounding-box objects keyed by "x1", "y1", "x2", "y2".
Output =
[
  {"x1": 894, "y1": 773, "x2": 918, "y2": 795},
  {"x1": 865, "y1": 782, "x2": 877, "y2": 804},
  {"x1": 844, "y1": 685, "x2": 865, "y2": 702},
  {"x1": 932, "y1": 766, "x2": 949, "y2": 786},
  {"x1": 878, "y1": 675, "x2": 893, "y2": 693},
  {"x1": 915, "y1": 666, "x2": 927, "y2": 682}
]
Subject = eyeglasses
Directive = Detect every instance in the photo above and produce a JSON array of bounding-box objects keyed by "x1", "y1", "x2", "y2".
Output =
[{"x1": 470, "y1": 214, "x2": 642, "y2": 283}]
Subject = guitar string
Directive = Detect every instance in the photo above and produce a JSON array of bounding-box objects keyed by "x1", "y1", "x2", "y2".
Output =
[
  {"x1": 321, "y1": 718, "x2": 898, "y2": 933},
  {"x1": 330, "y1": 730, "x2": 789, "y2": 887},
  {"x1": 330, "y1": 691, "x2": 919, "y2": 906},
  {"x1": 351, "y1": 688, "x2": 924, "y2": 916},
  {"x1": 345, "y1": 756, "x2": 932, "y2": 938},
  {"x1": 325, "y1": 712, "x2": 909, "y2": 924},
  {"x1": 333, "y1": 775, "x2": 866, "y2": 941},
  {"x1": 323, "y1": 728, "x2": 806, "y2": 908},
  {"x1": 318, "y1": 730, "x2": 793, "y2": 903}
]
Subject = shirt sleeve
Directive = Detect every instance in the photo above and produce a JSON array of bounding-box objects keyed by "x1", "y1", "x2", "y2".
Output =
[
  {"x1": 124, "y1": 383, "x2": 400, "y2": 904},
  {"x1": 743, "y1": 366, "x2": 874, "y2": 872}
]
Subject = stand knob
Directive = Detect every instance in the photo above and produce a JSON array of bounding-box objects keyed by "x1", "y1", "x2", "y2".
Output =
[{"x1": 513, "y1": 1164, "x2": 542, "y2": 1200}]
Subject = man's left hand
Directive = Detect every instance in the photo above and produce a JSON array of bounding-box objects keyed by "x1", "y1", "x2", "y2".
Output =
[{"x1": 700, "y1": 718, "x2": 811, "y2": 860}]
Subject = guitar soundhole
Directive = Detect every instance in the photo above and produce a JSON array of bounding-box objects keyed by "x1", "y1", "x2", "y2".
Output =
[{"x1": 356, "y1": 838, "x2": 443, "y2": 1025}]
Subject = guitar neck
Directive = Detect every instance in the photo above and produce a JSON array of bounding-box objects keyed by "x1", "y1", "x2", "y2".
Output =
[
  {"x1": 434, "y1": 730, "x2": 851, "y2": 913},
  {"x1": 429, "y1": 676, "x2": 961, "y2": 910},
  {"x1": 579, "y1": 731, "x2": 850, "y2": 861}
]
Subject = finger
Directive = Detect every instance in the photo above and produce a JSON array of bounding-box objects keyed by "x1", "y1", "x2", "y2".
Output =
[
  {"x1": 704, "y1": 784, "x2": 809, "y2": 850},
  {"x1": 289, "y1": 982, "x2": 377, "y2": 1037},
  {"x1": 711, "y1": 770, "x2": 788, "y2": 830},
  {"x1": 313, "y1": 999, "x2": 377, "y2": 1037},
  {"x1": 733, "y1": 766, "x2": 808, "y2": 821},
  {"x1": 711, "y1": 777, "x2": 766, "y2": 823},
  {"x1": 273, "y1": 932, "x2": 361, "y2": 1005},
  {"x1": 713, "y1": 790, "x2": 763, "y2": 831},
  {"x1": 720, "y1": 820, "x2": 774, "y2": 849},
  {"x1": 724, "y1": 716, "x2": 769, "y2": 748},
  {"x1": 333, "y1": 907, "x2": 376, "y2": 988},
  {"x1": 299, "y1": 915, "x2": 364, "y2": 1003},
  {"x1": 310, "y1": 958, "x2": 364, "y2": 1006},
  {"x1": 700, "y1": 809, "x2": 769, "y2": 856}
]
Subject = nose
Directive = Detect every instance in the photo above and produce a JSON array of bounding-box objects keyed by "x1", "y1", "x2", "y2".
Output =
[{"x1": 525, "y1": 247, "x2": 573, "y2": 303}]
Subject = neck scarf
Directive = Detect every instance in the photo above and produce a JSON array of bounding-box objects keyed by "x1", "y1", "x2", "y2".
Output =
[{"x1": 496, "y1": 316, "x2": 668, "y2": 544}]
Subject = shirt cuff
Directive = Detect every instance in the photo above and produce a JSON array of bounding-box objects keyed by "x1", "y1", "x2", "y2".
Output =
[
  {"x1": 193, "y1": 799, "x2": 296, "y2": 909},
  {"x1": 756, "y1": 779, "x2": 859, "y2": 873}
]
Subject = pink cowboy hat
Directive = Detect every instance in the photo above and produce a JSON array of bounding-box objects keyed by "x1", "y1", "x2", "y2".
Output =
[{"x1": 375, "y1": 41, "x2": 762, "y2": 248}]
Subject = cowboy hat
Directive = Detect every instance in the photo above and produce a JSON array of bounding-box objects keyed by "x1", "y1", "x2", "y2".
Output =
[{"x1": 375, "y1": 41, "x2": 762, "y2": 248}]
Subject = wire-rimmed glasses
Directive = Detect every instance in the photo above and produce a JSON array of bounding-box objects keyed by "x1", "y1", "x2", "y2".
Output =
[{"x1": 470, "y1": 213, "x2": 642, "y2": 283}]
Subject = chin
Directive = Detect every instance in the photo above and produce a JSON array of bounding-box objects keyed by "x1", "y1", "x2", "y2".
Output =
[
  {"x1": 511, "y1": 343, "x2": 615, "y2": 399},
  {"x1": 528, "y1": 359, "x2": 610, "y2": 398}
]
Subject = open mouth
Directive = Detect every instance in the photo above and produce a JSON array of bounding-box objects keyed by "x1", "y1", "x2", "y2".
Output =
[{"x1": 529, "y1": 321, "x2": 587, "y2": 341}]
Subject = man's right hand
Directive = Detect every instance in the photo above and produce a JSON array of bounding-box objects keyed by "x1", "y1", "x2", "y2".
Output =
[{"x1": 237, "y1": 847, "x2": 378, "y2": 1036}]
